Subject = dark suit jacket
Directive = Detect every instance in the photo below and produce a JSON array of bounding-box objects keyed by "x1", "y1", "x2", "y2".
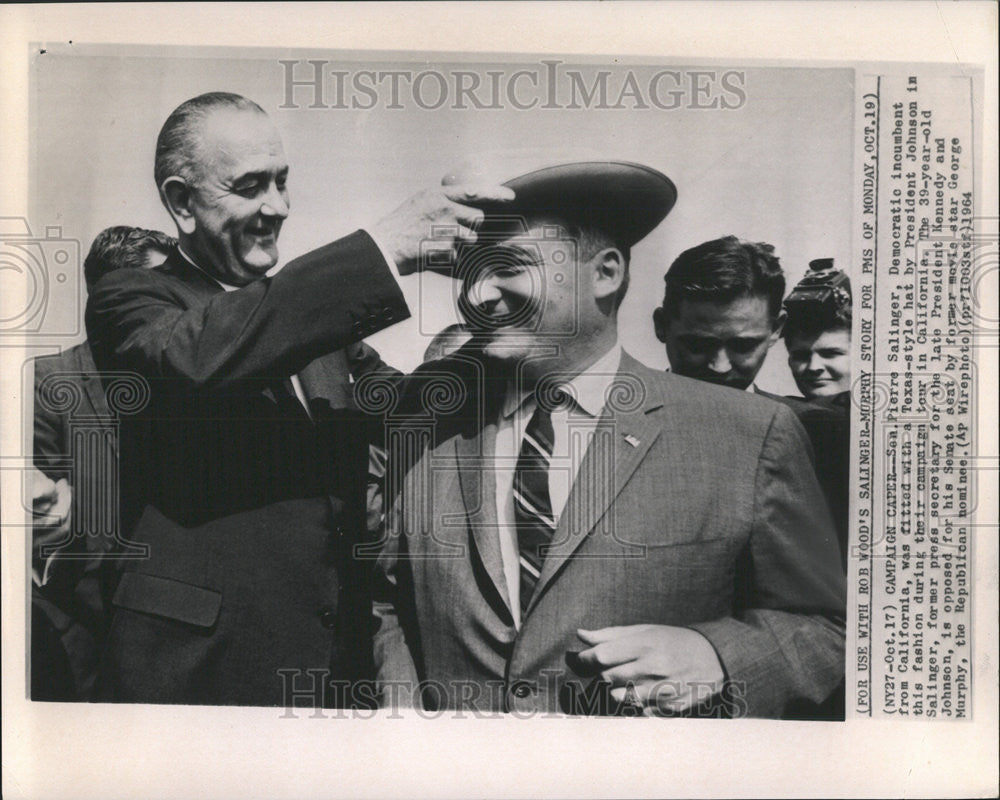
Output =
[
  {"x1": 35, "y1": 342, "x2": 111, "y2": 469},
  {"x1": 32, "y1": 343, "x2": 111, "y2": 701},
  {"x1": 85, "y1": 231, "x2": 409, "y2": 706},
  {"x1": 373, "y1": 351, "x2": 846, "y2": 717}
]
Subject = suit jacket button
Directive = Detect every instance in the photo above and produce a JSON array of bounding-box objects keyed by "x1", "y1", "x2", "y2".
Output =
[
  {"x1": 318, "y1": 606, "x2": 337, "y2": 629},
  {"x1": 511, "y1": 681, "x2": 532, "y2": 699}
]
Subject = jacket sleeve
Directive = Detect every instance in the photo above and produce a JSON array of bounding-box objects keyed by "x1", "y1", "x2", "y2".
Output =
[
  {"x1": 85, "y1": 230, "x2": 409, "y2": 391},
  {"x1": 689, "y1": 403, "x2": 846, "y2": 718}
]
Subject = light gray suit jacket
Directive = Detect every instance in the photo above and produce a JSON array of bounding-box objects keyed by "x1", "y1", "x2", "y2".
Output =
[{"x1": 372, "y1": 351, "x2": 845, "y2": 717}]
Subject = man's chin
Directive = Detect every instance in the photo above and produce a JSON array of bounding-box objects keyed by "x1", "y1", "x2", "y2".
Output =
[
  {"x1": 241, "y1": 251, "x2": 279, "y2": 277},
  {"x1": 802, "y1": 381, "x2": 841, "y2": 398},
  {"x1": 686, "y1": 372, "x2": 750, "y2": 391},
  {"x1": 474, "y1": 329, "x2": 544, "y2": 362}
]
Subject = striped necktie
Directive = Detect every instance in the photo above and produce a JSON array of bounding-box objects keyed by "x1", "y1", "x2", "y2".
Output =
[{"x1": 514, "y1": 400, "x2": 557, "y2": 615}]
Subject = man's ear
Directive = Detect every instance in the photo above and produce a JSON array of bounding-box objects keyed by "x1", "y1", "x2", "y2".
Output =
[
  {"x1": 768, "y1": 309, "x2": 787, "y2": 347},
  {"x1": 652, "y1": 306, "x2": 667, "y2": 343},
  {"x1": 591, "y1": 247, "x2": 625, "y2": 301},
  {"x1": 160, "y1": 177, "x2": 197, "y2": 236}
]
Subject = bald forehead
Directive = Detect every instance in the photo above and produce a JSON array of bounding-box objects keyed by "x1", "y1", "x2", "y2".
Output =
[
  {"x1": 187, "y1": 107, "x2": 285, "y2": 179},
  {"x1": 195, "y1": 107, "x2": 281, "y2": 153}
]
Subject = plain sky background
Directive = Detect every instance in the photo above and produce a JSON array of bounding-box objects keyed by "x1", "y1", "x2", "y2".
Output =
[{"x1": 30, "y1": 47, "x2": 853, "y2": 393}]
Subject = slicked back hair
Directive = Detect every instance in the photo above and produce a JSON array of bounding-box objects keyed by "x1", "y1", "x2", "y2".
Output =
[
  {"x1": 154, "y1": 92, "x2": 267, "y2": 191},
  {"x1": 661, "y1": 235, "x2": 785, "y2": 320}
]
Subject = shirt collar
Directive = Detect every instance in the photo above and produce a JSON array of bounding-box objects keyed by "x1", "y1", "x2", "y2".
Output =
[
  {"x1": 177, "y1": 245, "x2": 240, "y2": 293},
  {"x1": 502, "y1": 343, "x2": 623, "y2": 420}
]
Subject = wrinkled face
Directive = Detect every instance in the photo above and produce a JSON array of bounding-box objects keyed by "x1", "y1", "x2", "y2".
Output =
[
  {"x1": 786, "y1": 327, "x2": 851, "y2": 398},
  {"x1": 185, "y1": 109, "x2": 290, "y2": 285},
  {"x1": 458, "y1": 222, "x2": 586, "y2": 368},
  {"x1": 656, "y1": 295, "x2": 781, "y2": 390}
]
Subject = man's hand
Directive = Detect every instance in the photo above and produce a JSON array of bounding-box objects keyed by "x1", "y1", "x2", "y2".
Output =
[
  {"x1": 576, "y1": 624, "x2": 726, "y2": 716},
  {"x1": 31, "y1": 467, "x2": 72, "y2": 561},
  {"x1": 371, "y1": 184, "x2": 515, "y2": 276}
]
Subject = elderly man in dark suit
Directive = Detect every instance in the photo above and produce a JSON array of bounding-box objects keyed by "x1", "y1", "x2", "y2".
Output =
[
  {"x1": 84, "y1": 91, "x2": 512, "y2": 706},
  {"x1": 372, "y1": 163, "x2": 846, "y2": 717}
]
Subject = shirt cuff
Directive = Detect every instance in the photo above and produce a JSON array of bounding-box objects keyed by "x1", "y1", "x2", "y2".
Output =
[{"x1": 364, "y1": 229, "x2": 403, "y2": 283}]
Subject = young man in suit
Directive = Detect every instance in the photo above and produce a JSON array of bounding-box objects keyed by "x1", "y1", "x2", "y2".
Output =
[
  {"x1": 84, "y1": 91, "x2": 513, "y2": 706},
  {"x1": 372, "y1": 163, "x2": 846, "y2": 717},
  {"x1": 651, "y1": 238, "x2": 850, "y2": 560}
]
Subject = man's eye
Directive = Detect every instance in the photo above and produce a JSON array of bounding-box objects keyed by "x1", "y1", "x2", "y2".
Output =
[
  {"x1": 233, "y1": 183, "x2": 260, "y2": 197},
  {"x1": 731, "y1": 339, "x2": 763, "y2": 354},
  {"x1": 818, "y1": 349, "x2": 846, "y2": 358},
  {"x1": 489, "y1": 261, "x2": 531, "y2": 278},
  {"x1": 680, "y1": 338, "x2": 713, "y2": 354}
]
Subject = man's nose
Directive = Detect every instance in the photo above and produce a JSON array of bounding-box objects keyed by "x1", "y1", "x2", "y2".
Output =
[
  {"x1": 805, "y1": 353, "x2": 825, "y2": 373},
  {"x1": 706, "y1": 348, "x2": 732, "y2": 374},
  {"x1": 260, "y1": 183, "x2": 289, "y2": 218}
]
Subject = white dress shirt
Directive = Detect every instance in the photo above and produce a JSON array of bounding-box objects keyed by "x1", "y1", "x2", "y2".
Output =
[{"x1": 494, "y1": 343, "x2": 623, "y2": 626}]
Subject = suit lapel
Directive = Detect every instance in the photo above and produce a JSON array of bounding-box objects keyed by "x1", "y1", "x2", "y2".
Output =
[
  {"x1": 298, "y1": 350, "x2": 354, "y2": 411},
  {"x1": 73, "y1": 343, "x2": 113, "y2": 422},
  {"x1": 162, "y1": 248, "x2": 225, "y2": 301},
  {"x1": 455, "y1": 399, "x2": 514, "y2": 621},
  {"x1": 165, "y1": 250, "x2": 355, "y2": 414},
  {"x1": 528, "y1": 353, "x2": 665, "y2": 612}
]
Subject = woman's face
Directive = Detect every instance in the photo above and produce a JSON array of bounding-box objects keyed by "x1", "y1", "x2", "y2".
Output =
[{"x1": 786, "y1": 327, "x2": 851, "y2": 398}]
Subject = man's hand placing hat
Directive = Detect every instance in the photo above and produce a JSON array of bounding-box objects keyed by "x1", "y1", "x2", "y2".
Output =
[{"x1": 372, "y1": 184, "x2": 515, "y2": 276}]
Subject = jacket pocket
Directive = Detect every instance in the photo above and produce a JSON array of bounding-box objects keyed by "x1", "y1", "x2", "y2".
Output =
[{"x1": 112, "y1": 572, "x2": 222, "y2": 629}]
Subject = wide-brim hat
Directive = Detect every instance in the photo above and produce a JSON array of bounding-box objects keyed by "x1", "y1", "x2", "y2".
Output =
[{"x1": 462, "y1": 160, "x2": 677, "y2": 249}]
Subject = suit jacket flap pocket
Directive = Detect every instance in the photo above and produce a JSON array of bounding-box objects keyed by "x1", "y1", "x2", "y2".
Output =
[{"x1": 113, "y1": 572, "x2": 222, "y2": 628}]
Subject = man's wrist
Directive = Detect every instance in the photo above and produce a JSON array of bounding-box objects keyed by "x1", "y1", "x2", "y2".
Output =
[{"x1": 364, "y1": 229, "x2": 404, "y2": 282}]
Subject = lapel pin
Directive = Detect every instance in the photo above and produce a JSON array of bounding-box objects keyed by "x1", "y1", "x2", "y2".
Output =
[{"x1": 624, "y1": 434, "x2": 640, "y2": 448}]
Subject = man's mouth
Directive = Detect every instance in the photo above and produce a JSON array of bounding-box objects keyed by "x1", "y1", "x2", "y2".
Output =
[
  {"x1": 699, "y1": 372, "x2": 738, "y2": 386},
  {"x1": 246, "y1": 223, "x2": 278, "y2": 239},
  {"x1": 469, "y1": 322, "x2": 525, "y2": 336}
]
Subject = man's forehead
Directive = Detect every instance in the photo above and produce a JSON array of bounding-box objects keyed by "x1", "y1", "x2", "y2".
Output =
[
  {"x1": 197, "y1": 109, "x2": 285, "y2": 163},
  {"x1": 478, "y1": 217, "x2": 579, "y2": 251},
  {"x1": 672, "y1": 295, "x2": 774, "y2": 330}
]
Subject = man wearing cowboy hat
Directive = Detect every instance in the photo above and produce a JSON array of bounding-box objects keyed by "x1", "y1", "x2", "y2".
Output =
[{"x1": 371, "y1": 161, "x2": 846, "y2": 717}]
